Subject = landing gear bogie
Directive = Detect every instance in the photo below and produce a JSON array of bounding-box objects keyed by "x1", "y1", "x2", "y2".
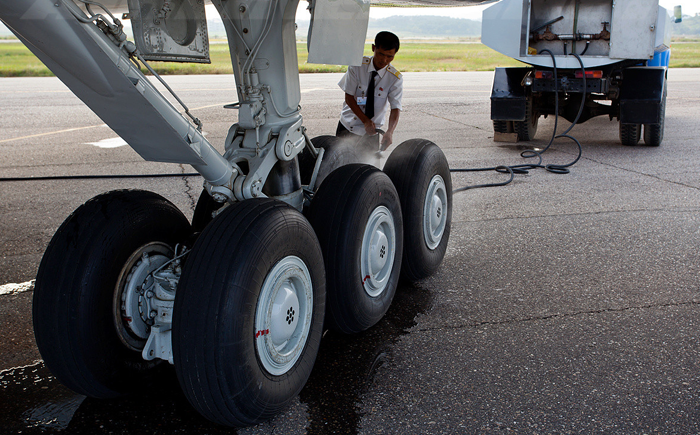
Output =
[{"x1": 33, "y1": 137, "x2": 452, "y2": 427}]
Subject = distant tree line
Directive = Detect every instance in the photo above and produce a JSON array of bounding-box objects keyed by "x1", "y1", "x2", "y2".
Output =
[{"x1": 673, "y1": 13, "x2": 700, "y2": 36}]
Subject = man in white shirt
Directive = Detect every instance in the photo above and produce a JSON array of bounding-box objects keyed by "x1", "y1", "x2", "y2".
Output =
[{"x1": 337, "y1": 31, "x2": 403, "y2": 151}]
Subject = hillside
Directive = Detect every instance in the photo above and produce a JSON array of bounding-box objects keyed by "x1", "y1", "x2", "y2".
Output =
[{"x1": 2, "y1": 13, "x2": 698, "y2": 40}]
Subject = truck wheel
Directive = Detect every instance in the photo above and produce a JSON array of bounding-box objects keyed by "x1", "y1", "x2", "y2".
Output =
[
  {"x1": 620, "y1": 123, "x2": 642, "y2": 146},
  {"x1": 493, "y1": 120, "x2": 513, "y2": 134},
  {"x1": 383, "y1": 139, "x2": 452, "y2": 281},
  {"x1": 308, "y1": 164, "x2": 403, "y2": 334},
  {"x1": 643, "y1": 85, "x2": 667, "y2": 147},
  {"x1": 299, "y1": 135, "x2": 360, "y2": 189},
  {"x1": 173, "y1": 199, "x2": 325, "y2": 427},
  {"x1": 33, "y1": 190, "x2": 191, "y2": 398},
  {"x1": 514, "y1": 99, "x2": 538, "y2": 141}
]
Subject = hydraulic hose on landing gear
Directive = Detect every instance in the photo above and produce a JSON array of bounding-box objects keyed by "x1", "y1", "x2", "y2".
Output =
[{"x1": 452, "y1": 51, "x2": 587, "y2": 192}]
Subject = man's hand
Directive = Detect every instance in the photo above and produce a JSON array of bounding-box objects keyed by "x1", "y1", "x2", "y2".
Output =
[
  {"x1": 364, "y1": 119, "x2": 377, "y2": 136},
  {"x1": 380, "y1": 131, "x2": 393, "y2": 150}
]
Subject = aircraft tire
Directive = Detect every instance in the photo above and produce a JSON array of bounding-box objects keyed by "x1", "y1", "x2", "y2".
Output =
[
  {"x1": 383, "y1": 139, "x2": 452, "y2": 282},
  {"x1": 308, "y1": 164, "x2": 403, "y2": 334},
  {"x1": 299, "y1": 135, "x2": 361, "y2": 189},
  {"x1": 191, "y1": 189, "x2": 224, "y2": 233},
  {"x1": 173, "y1": 199, "x2": 325, "y2": 427},
  {"x1": 33, "y1": 189, "x2": 191, "y2": 398}
]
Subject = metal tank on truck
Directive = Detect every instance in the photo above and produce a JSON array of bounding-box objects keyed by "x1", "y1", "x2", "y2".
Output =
[{"x1": 482, "y1": 0, "x2": 681, "y2": 146}]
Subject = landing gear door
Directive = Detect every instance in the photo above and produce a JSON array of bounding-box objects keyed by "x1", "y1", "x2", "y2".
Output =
[
  {"x1": 307, "y1": 0, "x2": 370, "y2": 66},
  {"x1": 127, "y1": 0, "x2": 210, "y2": 63}
]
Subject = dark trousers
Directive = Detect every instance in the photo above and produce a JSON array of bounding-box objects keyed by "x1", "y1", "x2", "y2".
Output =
[{"x1": 336, "y1": 121, "x2": 379, "y2": 152}]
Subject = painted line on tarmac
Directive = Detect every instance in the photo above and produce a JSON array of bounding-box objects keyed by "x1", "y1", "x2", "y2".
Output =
[
  {"x1": 0, "y1": 125, "x2": 105, "y2": 144},
  {"x1": 0, "y1": 103, "x2": 226, "y2": 145},
  {"x1": 0, "y1": 280, "x2": 35, "y2": 296}
]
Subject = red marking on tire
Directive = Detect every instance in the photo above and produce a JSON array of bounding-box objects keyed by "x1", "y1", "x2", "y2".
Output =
[
  {"x1": 122, "y1": 317, "x2": 132, "y2": 323},
  {"x1": 255, "y1": 329, "x2": 270, "y2": 339},
  {"x1": 362, "y1": 275, "x2": 371, "y2": 286}
]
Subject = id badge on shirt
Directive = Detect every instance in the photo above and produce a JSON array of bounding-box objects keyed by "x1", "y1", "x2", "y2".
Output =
[{"x1": 357, "y1": 96, "x2": 367, "y2": 106}]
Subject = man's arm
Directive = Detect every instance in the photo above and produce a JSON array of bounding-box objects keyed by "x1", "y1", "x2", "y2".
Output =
[
  {"x1": 345, "y1": 93, "x2": 376, "y2": 136},
  {"x1": 380, "y1": 108, "x2": 400, "y2": 150}
]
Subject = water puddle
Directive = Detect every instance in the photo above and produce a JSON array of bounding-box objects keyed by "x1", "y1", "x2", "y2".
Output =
[
  {"x1": 0, "y1": 282, "x2": 431, "y2": 434},
  {"x1": 301, "y1": 281, "x2": 433, "y2": 434}
]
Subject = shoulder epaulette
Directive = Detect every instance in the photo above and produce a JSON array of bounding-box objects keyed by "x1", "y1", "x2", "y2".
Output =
[
  {"x1": 362, "y1": 56, "x2": 371, "y2": 65},
  {"x1": 387, "y1": 64, "x2": 402, "y2": 79}
]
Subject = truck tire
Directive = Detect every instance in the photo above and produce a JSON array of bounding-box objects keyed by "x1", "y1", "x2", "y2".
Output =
[
  {"x1": 643, "y1": 85, "x2": 667, "y2": 147},
  {"x1": 308, "y1": 164, "x2": 403, "y2": 334},
  {"x1": 620, "y1": 123, "x2": 642, "y2": 146},
  {"x1": 493, "y1": 120, "x2": 513, "y2": 134},
  {"x1": 514, "y1": 99, "x2": 538, "y2": 141},
  {"x1": 173, "y1": 199, "x2": 326, "y2": 427}
]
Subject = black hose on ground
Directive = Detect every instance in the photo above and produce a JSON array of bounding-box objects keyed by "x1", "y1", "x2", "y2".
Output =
[{"x1": 451, "y1": 51, "x2": 586, "y2": 192}]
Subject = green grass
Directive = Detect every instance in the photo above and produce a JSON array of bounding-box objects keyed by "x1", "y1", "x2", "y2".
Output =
[{"x1": 0, "y1": 40, "x2": 698, "y2": 77}]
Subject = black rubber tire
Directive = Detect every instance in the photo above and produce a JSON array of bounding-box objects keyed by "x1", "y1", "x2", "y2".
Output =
[
  {"x1": 643, "y1": 84, "x2": 667, "y2": 147},
  {"x1": 493, "y1": 120, "x2": 513, "y2": 134},
  {"x1": 173, "y1": 199, "x2": 326, "y2": 427},
  {"x1": 33, "y1": 190, "x2": 191, "y2": 398},
  {"x1": 298, "y1": 135, "x2": 361, "y2": 189},
  {"x1": 383, "y1": 139, "x2": 452, "y2": 281},
  {"x1": 514, "y1": 98, "x2": 538, "y2": 141},
  {"x1": 307, "y1": 164, "x2": 403, "y2": 334},
  {"x1": 620, "y1": 123, "x2": 642, "y2": 146},
  {"x1": 191, "y1": 189, "x2": 224, "y2": 233}
]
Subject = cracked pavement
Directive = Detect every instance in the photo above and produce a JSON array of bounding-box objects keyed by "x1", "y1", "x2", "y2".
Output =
[{"x1": 1, "y1": 70, "x2": 699, "y2": 433}]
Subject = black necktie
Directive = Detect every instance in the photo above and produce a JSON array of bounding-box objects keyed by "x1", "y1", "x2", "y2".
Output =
[{"x1": 365, "y1": 71, "x2": 378, "y2": 120}]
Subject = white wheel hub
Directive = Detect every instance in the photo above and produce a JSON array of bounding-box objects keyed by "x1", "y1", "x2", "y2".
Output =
[
  {"x1": 423, "y1": 175, "x2": 447, "y2": 250},
  {"x1": 270, "y1": 284, "x2": 300, "y2": 347},
  {"x1": 255, "y1": 256, "x2": 313, "y2": 376},
  {"x1": 361, "y1": 206, "x2": 396, "y2": 297}
]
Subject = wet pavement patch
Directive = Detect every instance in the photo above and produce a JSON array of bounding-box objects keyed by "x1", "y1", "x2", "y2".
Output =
[
  {"x1": 300, "y1": 281, "x2": 433, "y2": 434},
  {"x1": 0, "y1": 362, "x2": 233, "y2": 434},
  {"x1": 0, "y1": 282, "x2": 431, "y2": 434}
]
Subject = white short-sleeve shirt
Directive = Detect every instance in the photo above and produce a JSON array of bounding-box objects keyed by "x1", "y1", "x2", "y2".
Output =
[{"x1": 338, "y1": 56, "x2": 403, "y2": 136}]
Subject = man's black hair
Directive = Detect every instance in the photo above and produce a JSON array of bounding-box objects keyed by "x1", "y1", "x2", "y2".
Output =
[{"x1": 375, "y1": 31, "x2": 400, "y2": 52}]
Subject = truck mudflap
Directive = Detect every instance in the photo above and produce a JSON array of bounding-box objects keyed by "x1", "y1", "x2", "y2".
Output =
[
  {"x1": 619, "y1": 67, "x2": 667, "y2": 125},
  {"x1": 490, "y1": 67, "x2": 530, "y2": 121}
]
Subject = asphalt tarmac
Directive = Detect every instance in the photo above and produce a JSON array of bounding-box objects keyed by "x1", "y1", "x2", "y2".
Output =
[{"x1": 1, "y1": 69, "x2": 699, "y2": 434}]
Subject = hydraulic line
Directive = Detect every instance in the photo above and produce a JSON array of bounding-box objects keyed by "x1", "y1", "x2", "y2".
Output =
[{"x1": 451, "y1": 51, "x2": 586, "y2": 192}]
